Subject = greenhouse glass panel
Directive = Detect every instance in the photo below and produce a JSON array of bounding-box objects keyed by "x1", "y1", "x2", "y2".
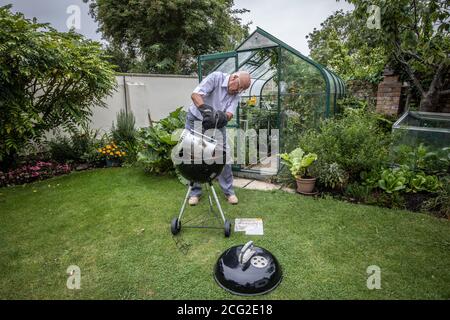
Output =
[
  {"x1": 237, "y1": 51, "x2": 253, "y2": 63},
  {"x1": 215, "y1": 57, "x2": 237, "y2": 73},
  {"x1": 279, "y1": 48, "x2": 326, "y2": 152},
  {"x1": 328, "y1": 72, "x2": 337, "y2": 115},
  {"x1": 251, "y1": 59, "x2": 272, "y2": 79},
  {"x1": 236, "y1": 31, "x2": 278, "y2": 51},
  {"x1": 200, "y1": 58, "x2": 229, "y2": 77},
  {"x1": 239, "y1": 61, "x2": 259, "y2": 74},
  {"x1": 251, "y1": 73, "x2": 276, "y2": 96},
  {"x1": 261, "y1": 78, "x2": 278, "y2": 97},
  {"x1": 323, "y1": 70, "x2": 336, "y2": 116},
  {"x1": 237, "y1": 48, "x2": 277, "y2": 97},
  {"x1": 237, "y1": 96, "x2": 279, "y2": 175},
  {"x1": 199, "y1": 52, "x2": 237, "y2": 80}
]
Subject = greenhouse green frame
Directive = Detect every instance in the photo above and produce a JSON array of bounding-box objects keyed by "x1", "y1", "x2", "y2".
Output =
[{"x1": 197, "y1": 27, "x2": 346, "y2": 176}]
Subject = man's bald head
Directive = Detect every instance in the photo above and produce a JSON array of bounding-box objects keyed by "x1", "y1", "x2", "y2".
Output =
[
  {"x1": 234, "y1": 71, "x2": 251, "y2": 89},
  {"x1": 228, "y1": 71, "x2": 251, "y2": 95}
]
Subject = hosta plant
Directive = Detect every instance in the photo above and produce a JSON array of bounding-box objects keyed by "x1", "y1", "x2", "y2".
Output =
[{"x1": 280, "y1": 147, "x2": 318, "y2": 178}]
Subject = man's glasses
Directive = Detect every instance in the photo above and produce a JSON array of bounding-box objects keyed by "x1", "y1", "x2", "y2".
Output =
[{"x1": 236, "y1": 76, "x2": 246, "y2": 93}]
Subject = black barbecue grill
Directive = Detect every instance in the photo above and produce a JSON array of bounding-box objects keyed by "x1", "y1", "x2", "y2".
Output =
[{"x1": 170, "y1": 128, "x2": 232, "y2": 237}]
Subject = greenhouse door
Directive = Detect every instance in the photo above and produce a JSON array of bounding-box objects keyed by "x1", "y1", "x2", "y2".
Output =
[{"x1": 235, "y1": 47, "x2": 280, "y2": 176}]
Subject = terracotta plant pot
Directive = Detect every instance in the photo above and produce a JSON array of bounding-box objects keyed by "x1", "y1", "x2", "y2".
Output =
[{"x1": 295, "y1": 176, "x2": 316, "y2": 194}]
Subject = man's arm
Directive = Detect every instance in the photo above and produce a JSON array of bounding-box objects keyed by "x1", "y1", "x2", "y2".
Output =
[
  {"x1": 191, "y1": 93, "x2": 204, "y2": 108},
  {"x1": 192, "y1": 92, "x2": 232, "y2": 120},
  {"x1": 191, "y1": 72, "x2": 219, "y2": 108}
]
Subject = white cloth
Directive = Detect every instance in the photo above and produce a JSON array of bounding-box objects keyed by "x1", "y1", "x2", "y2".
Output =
[{"x1": 188, "y1": 71, "x2": 241, "y2": 120}]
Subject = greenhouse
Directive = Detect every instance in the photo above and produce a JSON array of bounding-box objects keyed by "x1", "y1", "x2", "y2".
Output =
[{"x1": 197, "y1": 27, "x2": 346, "y2": 176}]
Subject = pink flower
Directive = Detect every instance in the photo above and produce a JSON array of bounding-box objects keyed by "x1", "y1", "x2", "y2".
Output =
[{"x1": 37, "y1": 161, "x2": 52, "y2": 167}]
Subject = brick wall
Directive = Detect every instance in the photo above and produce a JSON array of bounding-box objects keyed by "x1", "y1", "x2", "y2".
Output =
[{"x1": 376, "y1": 75, "x2": 403, "y2": 116}]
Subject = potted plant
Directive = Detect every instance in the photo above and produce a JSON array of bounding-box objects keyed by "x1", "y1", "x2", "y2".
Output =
[
  {"x1": 97, "y1": 142, "x2": 126, "y2": 167},
  {"x1": 280, "y1": 147, "x2": 318, "y2": 194}
]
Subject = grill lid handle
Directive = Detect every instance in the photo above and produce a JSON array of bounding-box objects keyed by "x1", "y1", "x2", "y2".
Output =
[{"x1": 239, "y1": 241, "x2": 256, "y2": 265}]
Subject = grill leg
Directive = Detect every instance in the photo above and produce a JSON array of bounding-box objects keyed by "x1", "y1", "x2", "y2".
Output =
[
  {"x1": 210, "y1": 183, "x2": 226, "y2": 223},
  {"x1": 205, "y1": 184, "x2": 214, "y2": 213},
  {"x1": 177, "y1": 185, "x2": 192, "y2": 227}
]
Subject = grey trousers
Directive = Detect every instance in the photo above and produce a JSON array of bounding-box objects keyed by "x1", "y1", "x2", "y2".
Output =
[{"x1": 185, "y1": 112, "x2": 234, "y2": 197}]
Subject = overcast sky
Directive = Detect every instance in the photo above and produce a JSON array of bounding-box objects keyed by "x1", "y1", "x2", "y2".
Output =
[{"x1": 2, "y1": 0, "x2": 354, "y2": 56}]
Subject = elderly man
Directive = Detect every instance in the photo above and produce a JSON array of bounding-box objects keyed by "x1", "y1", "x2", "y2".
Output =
[{"x1": 186, "y1": 70, "x2": 251, "y2": 206}]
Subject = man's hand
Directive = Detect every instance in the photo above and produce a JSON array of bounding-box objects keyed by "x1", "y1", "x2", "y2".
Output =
[
  {"x1": 215, "y1": 111, "x2": 228, "y2": 129},
  {"x1": 198, "y1": 105, "x2": 231, "y2": 130},
  {"x1": 198, "y1": 104, "x2": 214, "y2": 116},
  {"x1": 198, "y1": 104, "x2": 215, "y2": 129}
]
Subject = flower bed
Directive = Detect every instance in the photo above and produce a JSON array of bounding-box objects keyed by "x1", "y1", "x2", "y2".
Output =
[{"x1": 0, "y1": 161, "x2": 72, "y2": 187}]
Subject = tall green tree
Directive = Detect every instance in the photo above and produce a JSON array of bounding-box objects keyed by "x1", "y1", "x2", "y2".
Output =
[
  {"x1": 347, "y1": 0, "x2": 449, "y2": 112},
  {"x1": 85, "y1": 0, "x2": 250, "y2": 74},
  {"x1": 307, "y1": 10, "x2": 386, "y2": 86},
  {"x1": 0, "y1": 5, "x2": 116, "y2": 170}
]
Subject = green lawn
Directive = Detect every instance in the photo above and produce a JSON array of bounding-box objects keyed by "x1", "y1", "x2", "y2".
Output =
[{"x1": 0, "y1": 167, "x2": 449, "y2": 299}]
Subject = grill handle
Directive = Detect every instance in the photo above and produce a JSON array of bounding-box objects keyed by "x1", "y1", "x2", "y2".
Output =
[{"x1": 239, "y1": 241, "x2": 256, "y2": 265}]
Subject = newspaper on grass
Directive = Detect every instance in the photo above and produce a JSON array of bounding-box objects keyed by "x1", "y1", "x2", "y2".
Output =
[{"x1": 234, "y1": 218, "x2": 264, "y2": 235}]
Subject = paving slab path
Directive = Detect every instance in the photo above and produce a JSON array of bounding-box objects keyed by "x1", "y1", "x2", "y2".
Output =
[{"x1": 232, "y1": 177, "x2": 296, "y2": 193}]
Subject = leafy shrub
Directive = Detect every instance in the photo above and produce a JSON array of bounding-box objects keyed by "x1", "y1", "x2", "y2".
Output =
[
  {"x1": 137, "y1": 107, "x2": 186, "y2": 173},
  {"x1": 312, "y1": 162, "x2": 348, "y2": 190},
  {"x1": 344, "y1": 182, "x2": 373, "y2": 202},
  {"x1": 336, "y1": 96, "x2": 370, "y2": 111},
  {"x1": 0, "y1": 161, "x2": 71, "y2": 187},
  {"x1": 48, "y1": 136, "x2": 78, "y2": 163},
  {"x1": 299, "y1": 108, "x2": 391, "y2": 184},
  {"x1": 0, "y1": 6, "x2": 116, "y2": 170},
  {"x1": 47, "y1": 125, "x2": 103, "y2": 164},
  {"x1": 111, "y1": 110, "x2": 138, "y2": 163},
  {"x1": 390, "y1": 144, "x2": 414, "y2": 167},
  {"x1": 72, "y1": 130, "x2": 96, "y2": 160}
]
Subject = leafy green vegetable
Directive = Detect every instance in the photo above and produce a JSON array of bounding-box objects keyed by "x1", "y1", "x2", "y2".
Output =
[
  {"x1": 137, "y1": 107, "x2": 186, "y2": 174},
  {"x1": 378, "y1": 167, "x2": 408, "y2": 193},
  {"x1": 280, "y1": 147, "x2": 318, "y2": 178}
]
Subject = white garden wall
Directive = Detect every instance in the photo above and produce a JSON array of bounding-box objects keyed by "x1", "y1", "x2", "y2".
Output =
[{"x1": 90, "y1": 73, "x2": 198, "y2": 133}]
